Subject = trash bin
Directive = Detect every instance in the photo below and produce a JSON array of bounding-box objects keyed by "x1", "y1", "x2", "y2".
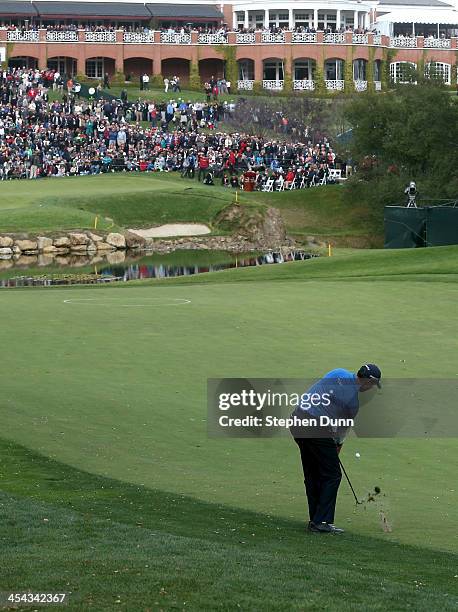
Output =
[{"x1": 243, "y1": 171, "x2": 256, "y2": 192}]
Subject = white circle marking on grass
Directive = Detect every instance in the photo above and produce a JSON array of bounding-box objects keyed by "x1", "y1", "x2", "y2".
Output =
[{"x1": 63, "y1": 297, "x2": 191, "y2": 307}]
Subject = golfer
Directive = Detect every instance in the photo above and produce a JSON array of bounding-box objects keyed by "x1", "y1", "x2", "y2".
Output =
[{"x1": 291, "y1": 364, "x2": 381, "y2": 534}]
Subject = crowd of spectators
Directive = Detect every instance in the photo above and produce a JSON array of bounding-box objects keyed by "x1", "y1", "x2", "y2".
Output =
[
  {"x1": 0, "y1": 21, "x2": 384, "y2": 37},
  {"x1": 0, "y1": 66, "x2": 345, "y2": 186}
]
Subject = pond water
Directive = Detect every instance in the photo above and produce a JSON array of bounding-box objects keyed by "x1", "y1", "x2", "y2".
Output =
[{"x1": 0, "y1": 250, "x2": 319, "y2": 288}]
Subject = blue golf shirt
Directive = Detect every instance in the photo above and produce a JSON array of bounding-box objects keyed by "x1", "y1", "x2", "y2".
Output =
[{"x1": 295, "y1": 368, "x2": 360, "y2": 443}]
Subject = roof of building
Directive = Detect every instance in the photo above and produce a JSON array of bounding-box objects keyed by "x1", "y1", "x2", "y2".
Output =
[
  {"x1": 146, "y1": 4, "x2": 222, "y2": 19},
  {"x1": 34, "y1": 2, "x2": 151, "y2": 17},
  {"x1": 0, "y1": 2, "x2": 38, "y2": 16},
  {"x1": 0, "y1": 1, "x2": 222, "y2": 20},
  {"x1": 378, "y1": 0, "x2": 453, "y2": 6},
  {"x1": 376, "y1": 7, "x2": 458, "y2": 22}
]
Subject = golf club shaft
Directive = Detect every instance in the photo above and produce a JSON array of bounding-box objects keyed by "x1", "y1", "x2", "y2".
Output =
[{"x1": 339, "y1": 458, "x2": 360, "y2": 504}]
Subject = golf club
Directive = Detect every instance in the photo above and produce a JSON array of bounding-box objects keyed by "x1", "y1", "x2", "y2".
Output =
[{"x1": 339, "y1": 458, "x2": 363, "y2": 505}]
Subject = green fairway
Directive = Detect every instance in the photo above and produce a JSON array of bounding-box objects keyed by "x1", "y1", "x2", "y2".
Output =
[
  {"x1": 1, "y1": 247, "x2": 457, "y2": 609},
  {"x1": 0, "y1": 174, "x2": 381, "y2": 246}
]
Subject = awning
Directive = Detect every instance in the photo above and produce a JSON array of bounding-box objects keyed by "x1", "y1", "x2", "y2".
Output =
[
  {"x1": 376, "y1": 9, "x2": 458, "y2": 24},
  {"x1": 0, "y1": 1, "x2": 38, "y2": 16},
  {"x1": 35, "y1": 2, "x2": 151, "y2": 17},
  {"x1": 146, "y1": 4, "x2": 223, "y2": 20}
]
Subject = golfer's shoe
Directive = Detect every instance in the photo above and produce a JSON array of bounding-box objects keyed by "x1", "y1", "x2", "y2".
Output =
[{"x1": 309, "y1": 522, "x2": 344, "y2": 534}]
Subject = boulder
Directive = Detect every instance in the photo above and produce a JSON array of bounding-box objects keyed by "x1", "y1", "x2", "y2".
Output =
[
  {"x1": 0, "y1": 236, "x2": 14, "y2": 248},
  {"x1": 107, "y1": 250, "x2": 126, "y2": 265},
  {"x1": 22, "y1": 249, "x2": 39, "y2": 255},
  {"x1": 15, "y1": 239, "x2": 38, "y2": 252},
  {"x1": 68, "y1": 232, "x2": 89, "y2": 246},
  {"x1": 70, "y1": 244, "x2": 89, "y2": 252},
  {"x1": 106, "y1": 232, "x2": 126, "y2": 249},
  {"x1": 87, "y1": 241, "x2": 97, "y2": 253},
  {"x1": 42, "y1": 245, "x2": 58, "y2": 254},
  {"x1": 87, "y1": 232, "x2": 104, "y2": 243},
  {"x1": 96, "y1": 241, "x2": 114, "y2": 251},
  {"x1": 37, "y1": 236, "x2": 53, "y2": 250},
  {"x1": 54, "y1": 236, "x2": 70, "y2": 248},
  {"x1": 124, "y1": 231, "x2": 146, "y2": 249},
  {"x1": 0, "y1": 247, "x2": 13, "y2": 257},
  {"x1": 12, "y1": 245, "x2": 21, "y2": 255}
]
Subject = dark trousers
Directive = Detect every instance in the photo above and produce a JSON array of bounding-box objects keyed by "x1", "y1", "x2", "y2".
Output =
[{"x1": 294, "y1": 437, "x2": 341, "y2": 524}]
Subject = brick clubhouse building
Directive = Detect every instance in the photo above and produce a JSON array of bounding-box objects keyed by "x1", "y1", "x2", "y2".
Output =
[{"x1": 0, "y1": 0, "x2": 457, "y2": 91}]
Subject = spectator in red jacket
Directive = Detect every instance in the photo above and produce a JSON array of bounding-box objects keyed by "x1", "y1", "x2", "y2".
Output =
[{"x1": 197, "y1": 153, "x2": 210, "y2": 181}]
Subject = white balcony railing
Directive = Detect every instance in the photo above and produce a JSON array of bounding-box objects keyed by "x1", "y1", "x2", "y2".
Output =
[
  {"x1": 160, "y1": 32, "x2": 191, "y2": 44},
  {"x1": 373, "y1": 34, "x2": 382, "y2": 45},
  {"x1": 391, "y1": 36, "x2": 417, "y2": 48},
  {"x1": 293, "y1": 79, "x2": 315, "y2": 90},
  {"x1": 262, "y1": 79, "x2": 284, "y2": 90},
  {"x1": 352, "y1": 34, "x2": 368, "y2": 44},
  {"x1": 324, "y1": 33, "x2": 345, "y2": 44},
  {"x1": 236, "y1": 32, "x2": 255, "y2": 44},
  {"x1": 85, "y1": 31, "x2": 116, "y2": 43},
  {"x1": 354, "y1": 79, "x2": 368, "y2": 91},
  {"x1": 261, "y1": 32, "x2": 285, "y2": 44},
  {"x1": 292, "y1": 32, "x2": 317, "y2": 43},
  {"x1": 7, "y1": 30, "x2": 39, "y2": 42},
  {"x1": 325, "y1": 79, "x2": 345, "y2": 90},
  {"x1": 198, "y1": 33, "x2": 228, "y2": 44},
  {"x1": 123, "y1": 31, "x2": 155, "y2": 44},
  {"x1": 374, "y1": 81, "x2": 382, "y2": 91},
  {"x1": 46, "y1": 30, "x2": 78, "y2": 42},
  {"x1": 423, "y1": 38, "x2": 451, "y2": 48},
  {"x1": 237, "y1": 80, "x2": 254, "y2": 90}
]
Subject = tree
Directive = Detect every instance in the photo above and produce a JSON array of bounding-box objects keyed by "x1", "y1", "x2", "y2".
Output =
[{"x1": 344, "y1": 81, "x2": 458, "y2": 205}]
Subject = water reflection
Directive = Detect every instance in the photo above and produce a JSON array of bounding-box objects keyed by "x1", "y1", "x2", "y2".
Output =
[{"x1": 0, "y1": 250, "x2": 319, "y2": 288}]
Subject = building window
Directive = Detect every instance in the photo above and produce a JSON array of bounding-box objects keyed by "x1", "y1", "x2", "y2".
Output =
[
  {"x1": 425, "y1": 62, "x2": 451, "y2": 85},
  {"x1": 294, "y1": 60, "x2": 314, "y2": 80},
  {"x1": 263, "y1": 61, "x2": 284, "y2": 80},
  {"x1": 238, "y1": 60, "x2": 254, "y2": 80},
  {"x1": 353, "y1": 59, "x2": 367, "y2": 80},
  {"x1": 86, "y1": 58, "x2": 104, "y2": 79},
  {"x1": 390, "y1": 61, "x2": 417, "y2": 83},
  {"x1": 374, "y1": 60, "x2": 381, "y2": 81}
]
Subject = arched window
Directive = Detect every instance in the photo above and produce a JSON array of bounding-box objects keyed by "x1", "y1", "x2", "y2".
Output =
[
  {"x1": 353, "y1": 59, "x2": 367, "y2": 81},
  {"x1": 425, "y1": 62, "x2": 451, "y2": 85},
  {"x1": 390, "y1": 61, "x2": 417, "y2": 84}
]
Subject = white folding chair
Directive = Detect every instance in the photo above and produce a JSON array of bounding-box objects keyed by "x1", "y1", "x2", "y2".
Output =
[
  {"x1": 299, "y1": 176, "x2": 306, "y2": 189},
  {"x1": 328, "y1": 168, "x2": 342, "y2": 181},
  {"x1": 277, "y1": 176, "x2": 285, "y2": 191},
  {"x1": 262, "y1": 178, "x2": 274, "y2": 192},
  {"x1": 289, "y1": 178, "x2": 297, "y2": 190}
]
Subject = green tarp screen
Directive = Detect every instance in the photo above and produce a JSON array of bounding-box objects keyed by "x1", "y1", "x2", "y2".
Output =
[
  {"x1": 384, "y1": 207, "x2": 426, "y2": 248},
  {"x1": 426, "y1": 207, "x2": 458, "y2": 247}
]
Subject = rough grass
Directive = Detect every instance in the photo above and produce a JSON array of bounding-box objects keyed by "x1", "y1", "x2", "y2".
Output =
[
  {"x1": 0, "y1": 174, "x2": 382, "y2": 246},
  {"x1": 1, "y1": 441, "x2": 457, "y2": 612}
]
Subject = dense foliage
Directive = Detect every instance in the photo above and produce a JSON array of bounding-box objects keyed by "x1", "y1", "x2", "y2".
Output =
[{"x1": 344, "y1": 82, "x2": 458, "y2": 207}]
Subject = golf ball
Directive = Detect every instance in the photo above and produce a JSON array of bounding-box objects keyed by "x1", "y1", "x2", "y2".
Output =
[{"x1": 355, "y1": 452, "x2": 361, "y2": 458}]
